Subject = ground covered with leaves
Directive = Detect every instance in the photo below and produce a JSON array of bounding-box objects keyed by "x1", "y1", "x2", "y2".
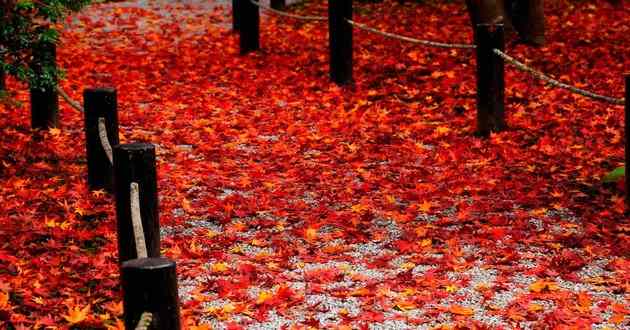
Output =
[{"x1": 1, "y1": 0, "x2": 629, "y2": 328}]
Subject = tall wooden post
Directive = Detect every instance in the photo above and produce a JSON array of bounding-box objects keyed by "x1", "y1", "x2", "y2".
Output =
[
  {"x1": 84, "y1": 88, "x2": 119, "y2": 192},
  {"x1": 475, "y1": 24, "x2": 505, "y2": 136},
  {"x1": 271, "y1": 0, "x2": 285, "y2": 10},
  {"x1": 30, "y1": 41, "x2": 58, "y2": 129},
  {"x1": 329, "y1": 0, "x2": 353, "y2": 85},
  {"x1": 625, "y1": 74, "x2": 629, "y2": 206},
  {"x1": 239, "y1": 0, "x2": 260, "y2": 54},
  {"x1": 233, "y1": 0, "x2": 241, "y2": 31},
  {"x1": 0, "y1": 65, "x2": 5, "y2": 92},
  {"x1": 122, "y1": 258, "x2": 181, "y2": 330},
  {"x1": 114, "y1": 143, "x2": 161, "y2": 264}
]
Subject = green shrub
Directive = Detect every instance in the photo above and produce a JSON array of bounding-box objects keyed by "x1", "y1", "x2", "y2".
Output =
[{"x1": 1, "y1": 0, "x2": 91, "y2": 89}]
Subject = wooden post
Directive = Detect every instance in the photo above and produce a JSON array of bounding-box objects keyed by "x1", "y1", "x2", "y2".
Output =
[
  {"x1": 625, "y1": 74, "x2": 629, "y2": 206},
  {"x1": 271, "y1": 0, "x2": 285, "y2": 10},
  {"x1": 233, "y1": 0, "x2": 241, "y2": 31},
  {"x1": 475, "y1": 24, "x2": 505, "y2": 136},
  {"x1": 0, "y1": 65, "x2": 5, "y2": 92},
  {"x1": 121, "y1": 257, "x2": 181, "y2": 330},
  {"x1": 84, "y1": 88, "x2": 119, "y2": 192},
  {"x1": 114, "y1": 143, "x2": 160, "y2": 263},
  {"x1": 329, "y1": 0, "x2": 353, "y2": 85},
  {"x1": 239, "y1": 0, "x2": 260, "y2": 54},
  {"x1": 30, "y1": 41, "x2": 58, "y2": 129}
]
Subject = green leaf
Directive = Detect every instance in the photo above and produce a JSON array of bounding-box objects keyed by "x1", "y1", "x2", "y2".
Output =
[{"x1": 603, "y1": 166, "x2": 625, "y2": 183}]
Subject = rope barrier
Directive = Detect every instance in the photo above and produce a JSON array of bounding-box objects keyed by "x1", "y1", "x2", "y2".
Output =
[
  {"x1": 130, "y1": 182, "x2": 148, "y2": 259},
  {"x1": 493, "y1": 48, "x2": 625, "y2": 105},
  {"x1": 97, "y1": 117, "x2": 114, "y2": 164},
  {"x1": 346, "y1": 19, "x2": 476, "y2": 49},
  {"x1": 134, "y1": 311, "x2": 153, "y2": 330},
  {"x1": 56, "y1": 86, "x2": 84, "y2": 112},
  {"x1": 250, "y1": 0, "x2": 327, "y2": 21}
]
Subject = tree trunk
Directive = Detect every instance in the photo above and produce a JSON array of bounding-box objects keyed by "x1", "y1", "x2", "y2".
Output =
[{"x1": 466, "y1": 0, "x2": 545, "y2": 46}]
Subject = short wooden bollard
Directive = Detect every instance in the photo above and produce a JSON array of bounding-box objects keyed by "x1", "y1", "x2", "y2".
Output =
[
  {"x1": 114, "y1": 143, "x2": 161, "y2": 263},
  {"x1": 271, "y1": 0, "x2": 285, "y2": 10},
  {"x1": 239, "y1": 0, "x2": 260, "y2": 54},
  {"x1": 84, "y1": 88, "x2": 119, "y2": 192},
  {"x1": 122, "y1": 257, "x2": 181, "y2": 330},
  {"x1": 233, "y1": 0, "x2": 241, "y2": 31},
  {"x1": 30, "y1": 41, "x2": 59, "y2": 129},
  {"x1": 625, "y1": 74, "x2": 629, "y2": 206},
  {"x1": 329, "y1": 0, "x2": 353, "y2": 85},
  {"x1": 475, "y1": 24, "x2": 505, "y2": 136}
]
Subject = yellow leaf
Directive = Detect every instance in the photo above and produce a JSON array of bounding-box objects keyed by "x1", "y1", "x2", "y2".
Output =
[
  {"x1": 449, "y1": 305, "x2": 474, "y2": 316},
  {"x1": 48, "y1": 127, "x2": 61, "y2": 137},
  {"x1": 211, "y1": 262, "x2": 229, "y2": 273},
  {"x1": 256, "y1": 290, "x2": 273, "y2": 304},
  {"x1": 419, "y1": 238, "x2": 432, "y2": 248},
  {"x1": 434, "y1": 126, "x2": 451, "y2": 135},
  {"x1": 305, "y1": 227, "x2": 318, "y2": 241},
  {"x1": 63, "y1": 304, "x2": 90, "y2": 324},
  {"x1": 251, "y1": 238, "x2": 267, "y2": 247},
  {"x1": 445, "y1": 284, "x2": 458, "y2": 293},
  {"x1": 400, "y1": 262, "x2": 415, "y2": 271},
  {"x1": 527, "y1": 303, "x2": 544, "y2": 313},
  {"x1": 529, "y1": 280, "x2": 559, "y2": 293},
  {"x1": 351, "y1": 203, "x2": 369, "y2": 213}
]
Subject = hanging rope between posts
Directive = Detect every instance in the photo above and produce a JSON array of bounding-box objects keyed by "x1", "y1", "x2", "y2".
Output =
[
  {"x1": 134, "y1": 311, "x2": 153, "y2": 330},
  {"x1": 346, "y1": 19, "x2": 476, "y2": 49},
  {"x1": 130, "y1": 182, "x2": 148, "y2": 259},
  {"x1": 97, "y1": 117, "x2": 114, "y2": 164},
  {"x1": 249, "y1": 0, "x2": 327, "y2": 21},
  {"x1": 56, "y1": 86, "x2": 84, "y2": 112},
  {"x1": 493, "y1": 48, "x2": 625, "y2": 105}
]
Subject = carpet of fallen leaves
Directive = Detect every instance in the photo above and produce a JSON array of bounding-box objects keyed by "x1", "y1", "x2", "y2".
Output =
[{"x1": 1, "y1": 0, "x2": 629, "y2": 328}]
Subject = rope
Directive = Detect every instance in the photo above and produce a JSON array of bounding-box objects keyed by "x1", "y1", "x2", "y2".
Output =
[
  {"x1": 97, "y1": 117, "x2": 114, "y2": 164},
  {"x1": 56, "y1": 86, "x2": 84, "y2": 112},
  {"x1": 493, "y1": 48, "x2": 625, "y2": 105},
  {"x1": 130, "y1": 182, "x2": 148, "y2": 259},
  {"x1": 134, "y1": 312, "x2": 153, "y2": 330},
  {"x1": 249, "y1": 0, "x2": 327, "y2": 21},
  {"x1": 346, "y1": 19, "x2": 476, "y2": 49}
]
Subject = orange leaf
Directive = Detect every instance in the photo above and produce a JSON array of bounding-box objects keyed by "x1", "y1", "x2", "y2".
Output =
[
  {"x1": 449, "y1": 305, "x2": 474, "y2": 316},
  {"x1": 529, "y1": 280, "x2": 558, "y2": 293},
  {"x1": 63, "y1": 304, "x2": 90, "y2": 324}
]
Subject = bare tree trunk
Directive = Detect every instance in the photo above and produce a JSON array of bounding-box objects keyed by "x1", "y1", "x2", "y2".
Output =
[
  {"x1": 466, "y1": 0, "x2": 545, "y2": 46},
  {"x1": 512, "y1": 0, "x2": 545, "y2": 45}
]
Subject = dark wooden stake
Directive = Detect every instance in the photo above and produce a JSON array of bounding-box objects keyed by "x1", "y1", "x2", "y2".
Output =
[
  {"x1": 233, "y1": 0, "x2": 242, "y2": 31},
  {"x1": 114, "y1": 143, "x2": 160, "y2": 264},
  {"x1": 329, "y1": 0, "x2": 353, "y2": 85},
  {"x1": 84, "y1": 88, "x2": 119, "y2": 192},
  {"x1": 239, "y1": 0, "x2": 260, "y2": 54},
  {"x1": 30, "y1": 41, "x2": 58, "y2": 129},
  {"x1": 122, "y1": 257, "x2": 181, "y2": 330},
  {"x1": 271, "y1": 0, "x2": 285, "y2": 10},
  {"x1": 0, "y1": 65, "x2": 5, "y2": 92},
  {"x1": 625, "y1": 74, "x2": 629, "y2": 206},
  {"x1": 475, "y1": 24, "x2": 505, "y2": 136}
]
